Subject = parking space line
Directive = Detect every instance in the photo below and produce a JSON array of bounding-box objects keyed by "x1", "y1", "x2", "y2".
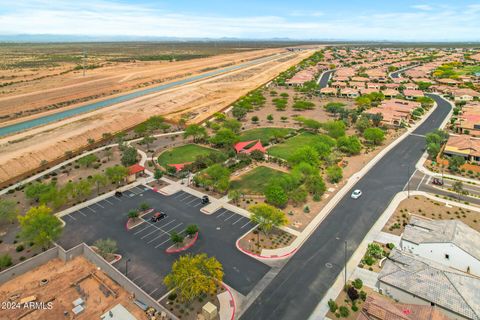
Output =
[
  {"x1": 149, "y1": 288, "x2": 159, "y2": 295},
  {"x1": 232, "y1": 216, "x2": 245, "y2": 225},
  {"x1": 95, "y1": 202, "x2": 104, "y2": 208},
  {"x1": 68, "y1": 214, "x2": 77, "y2": 221},
  {"x1": 224, "y1": 212, "x2": 237, "y2": 221},
  {"x1": 241, "y1": 221, "x2": 253, "y2": 229},
  {"x1": 77, "y1": 210, "x2": 87, "y2": 217},
  {"x1": 164, "y1": 223, "x2": 183, "y2": 233},
  {"x1": 86, "y1": 206, "x2": 96, "y2": 213},
  {"x1": 193, "y1": 202, "x2": 203, "y2": 207},
  {"x1": 186, "y1": 197, "x2": 199, "y2": 205},
  {"x1": 216, "y1": 209, "x2": 228, "y2": 218},
  {"x1": 113, "y1": 196, "x2": 122, "y2": 201},
  {"x1": 155, "y1": 219, "x2": 176, "y2": 229},
  {"x1": 103, "y1": 198, "x2": 113, "y2": 205},
  {"x1": 173, "y1": 192, "x2": 185, "y2": 199},
  {"x1": 155, "y1": 237, "x2": 172, "y2": 248},
  {"x1": 140, "y1": 228, "x2": 161, "y2": 239},
  {"x1": 180, "y1": 194, "x2": 194, "y2": 201},
  {"x1": 132, "y1": 275, "x2": 143, "y2": 282},
  {"x1": 147, "y1": 232, "x2": 168, "y2": 244},
  {"x1": 134, "y1": 225, "x2": 151, "y2": 235}
]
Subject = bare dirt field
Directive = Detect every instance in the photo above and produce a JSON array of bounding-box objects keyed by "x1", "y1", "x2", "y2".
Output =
[
  {"x1": 0, "y1": 256, "x2": 147, "y2": 320},
  {"x1": 0, "y1": 48, "x2": 316, "y2": 185},
  {"x1": 383, "y1": 195, "x2": 480, "y2": 236}
]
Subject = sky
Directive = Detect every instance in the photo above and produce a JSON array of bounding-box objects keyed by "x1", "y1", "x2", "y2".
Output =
[{"x1": 0, "y1": 0, "x2": 479, "y2": 41}]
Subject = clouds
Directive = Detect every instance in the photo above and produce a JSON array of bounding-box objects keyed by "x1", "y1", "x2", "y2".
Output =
[{"x1": 0, "y1": 0, "x2": 478, "y2": 41}]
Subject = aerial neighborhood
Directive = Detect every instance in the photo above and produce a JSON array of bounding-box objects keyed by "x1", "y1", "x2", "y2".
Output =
[{"x1": 0, "y1": 3, "x2": 479, "y2": 320}]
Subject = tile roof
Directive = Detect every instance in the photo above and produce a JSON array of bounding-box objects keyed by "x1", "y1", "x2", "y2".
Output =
[
  {"x1": 445, "y1": 135, "x2": 480, "y2": 158},
  {"x1": 378, "y1": 249, "x2": 480, "y2": 320},
  {"x1": 403, "y1": 216, "x2": 480, "y2": 261}
]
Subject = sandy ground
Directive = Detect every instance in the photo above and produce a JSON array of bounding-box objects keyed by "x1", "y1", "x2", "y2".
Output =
[
  {"x1": 0, "y1": 48, "x2": 285, "y2": 123},
  {"x1": 0, "y1": 49, "x2": 316, "y2": 184},
  {"x1": 383, "y1": 195, "x2": 480, "y2": 236},
  {"x1": 0, "y1": 256, "x2": 148, "y2": 320}
]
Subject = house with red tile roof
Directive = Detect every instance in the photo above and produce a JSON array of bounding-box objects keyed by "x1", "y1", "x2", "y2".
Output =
[
  {"x1": 320, "y1": 87, "x2": 337, "y2": 95},
  {"x1": 449, "y1": 88, "x2": 480, "y2": 102},
  {"x1": 443, "y1": 134, "x2": 480, "y2": 162},
  {"x1": 403, "y1": 89, "x2": 424, "y2": 100},
  {"x1": 127, "y1": 164, "x2": 145, "y2": 182},
  {"x1": 339, "y1": 88, "x2": 359, "y2": 98}
]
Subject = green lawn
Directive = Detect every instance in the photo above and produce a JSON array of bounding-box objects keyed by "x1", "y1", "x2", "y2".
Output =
[
  {"x1": 456, "y1": 65, "x2": 480, "y2": 75},
  {"x1": 158, "y1": 144, "x2": 221, "y2": 167},
  {"x1": 230, "y1": 166, "x2": 288, "y2": 194},
  {"x1": 239, "y1": 127, "x2": 294, "y2": 145},
  {"x1": 268, "y1": 132, "x2": 335, "y2": 160}
]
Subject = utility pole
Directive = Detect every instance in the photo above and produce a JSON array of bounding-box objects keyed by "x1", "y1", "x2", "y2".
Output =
[
  {"x1": 82, "y1": 49, "x2": 87, "y2": 77},
  {"x1": 125, "y1": 258, "x2": 131, "y2": 276},
  {"x1": 407, "y1": 164, "x2": 411, "y2": 198}
]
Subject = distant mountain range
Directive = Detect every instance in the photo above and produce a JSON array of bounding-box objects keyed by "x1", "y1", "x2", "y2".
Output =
[{"x1": 0, "y1": 34, "x2": 479, "y2": 44}]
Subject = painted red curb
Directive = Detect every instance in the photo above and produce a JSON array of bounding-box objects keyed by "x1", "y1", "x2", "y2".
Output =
[
  {"x1": 221, "y1": 282, "x2": 236, "y2": 320},
  {"x1": 235, "y1": 238, "x2": 298, "y2": 259},
  {"x1": 165, "y1": 232, "x2": 198, "y2": 253}
]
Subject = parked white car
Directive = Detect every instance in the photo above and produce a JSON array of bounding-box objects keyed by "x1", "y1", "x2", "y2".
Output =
[{"x1": 351, "y1": 189, "x2": 362, "y2": 199}]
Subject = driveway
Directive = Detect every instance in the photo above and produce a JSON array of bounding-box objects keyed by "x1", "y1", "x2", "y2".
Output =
[{"x1": 58, "y1": 187, "x2": 270, "y2": 299}]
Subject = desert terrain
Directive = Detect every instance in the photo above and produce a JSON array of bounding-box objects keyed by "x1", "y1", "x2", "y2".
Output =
[{"x1": 0, "y1": 46, "x2": 316, "y2": 184}]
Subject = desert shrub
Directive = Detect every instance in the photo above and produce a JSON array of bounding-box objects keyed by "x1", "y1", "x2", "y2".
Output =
[{"x1": 328, "y1": 299, "x2": 338, "y2": 313}]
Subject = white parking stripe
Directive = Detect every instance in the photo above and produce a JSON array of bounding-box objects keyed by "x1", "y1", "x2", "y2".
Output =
[
  {"x1": 77, "y1": 210, "x2": 87, "y2": 217},
  {"x1": 147, "y1": 232, "x2": 168, "y2": 244},
  {"x1": 149, "y1": 288, "x2": 159, "y2": 295},
  {"x1": 155, "y1": 219, "x2": 176, "y2": 229},
  {"x1": 241, "y1": 221, "x2": 252, "y2": 229},
  {"x1": 164, "y1": 223, "x2": 183, "y2": 233},
  {"x1": 141, "y1": 228, "x2": 161, "y2": 239},
  {"x1": 86, "y1": 206, "x2": 96, "y2": 213},
  {"x1": 95, "y1": 202, "x2": 104, "y2": 208},
  {"x1": 186, "y1": 197, "x2": 199, "y2": 205},
  {"x1": 134, "y1": 225, "x2": 151, "y2": 235},
  {"x1": 232, "y1": 216, "x2": 244, "y2": 225},
  {"x1": 173, "y1": 192, "x2": 185, "y2": 199},
  {"x1": 193, "y1": 202, "x2": 203, "y2": 207},
  {"x1": 155, "y1": 237, "x2": 172, "y2": 248},
  {"x1": 216, "y1": 209, "x2": 228, "y2": 218},
  {"x1": 68, "y1": 215, "x2": 77, "y2": 221},
  {"x1": 180, "y1": 194, "x2": 194, "y2": 201},
  {"x1": 103, "y1": 198, "x2": 113, "y2": 205},
  {"x1": 113, "y1": 196, "x2": 122, "y2": 201},
  {"x1": 225, "y1": 213, "x2": 237, "y2": 221}
]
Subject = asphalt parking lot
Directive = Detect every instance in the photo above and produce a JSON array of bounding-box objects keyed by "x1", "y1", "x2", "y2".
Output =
[{"x1": 58, "y1": 186, "x2": 270, "y2": 299}]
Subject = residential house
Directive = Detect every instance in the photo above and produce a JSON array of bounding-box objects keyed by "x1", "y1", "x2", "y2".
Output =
[
  {"x1": 320, "y1": 87, "x2": 337, "y2": 96},
  {"x1": 349, "y1": 81, "x2": 366, "y2": 89},
  {"x1": 449, "y1": 88, "x2": 480, "y2": 102},
  {"x1": 367, "y1": 83, "x2": 381, "y2": 90},
  {"x1": 377, "y1": 249, "x2": 480, "y2": 320},
  {"x1": 443, "y1": 135, "x2": 480, "y2": 162},
  {"x1": 382, "y1": 88, "x2": 400, "y2": 98},
  {"x1": 357, "y1": 294, "x2": 449, "y2": 320},
  {"x1": 404, "y1": 83, "x2": 419, "y2": 90},
  {"x1": 286, "y1": 68, "x2": 316, "y2": 86},
  {"x1": 331, "y1": 81, "x2": 348, "y2": 89},
  {"x1": 401, "y1": 216, "x2": 480, "y2": 276},
  {"x1": 456, "y1": 104, "x2": 480, "y2": 136},
  {"x1": 403, "y1": 89, "x2": 424, "y2": 100},
  {"x1": 339, "y1": 88, "x2": 359, "y2": 98}
]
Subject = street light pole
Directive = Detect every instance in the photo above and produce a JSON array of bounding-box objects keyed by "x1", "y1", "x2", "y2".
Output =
[
  {"x1": 407, "y1": 164, "x2": 411, "y2": 198},
  {"x1": 125, "y1": 258, "x2": 131, "y2": 277}
]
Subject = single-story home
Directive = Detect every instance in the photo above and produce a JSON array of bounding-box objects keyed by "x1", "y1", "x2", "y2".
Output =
[
  {"x1": 403, "y1": 89, "x2": 424, "y2": 100},
  {"x1": 443, "y1": 134, "x2": 480, "y2": 162}
]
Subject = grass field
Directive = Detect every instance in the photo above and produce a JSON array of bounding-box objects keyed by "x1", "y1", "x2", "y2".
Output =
[
  {"x1": 239, "y1": 127, "x2": 294, "y2": 145},
  {"x1": 268, "y1": 132, "x2": 334, "y2": 160},
  {"x1": 456, "y1": 65, "x2": 480, "y2": 75},
  {"x1": 230, "y1": 166, "x2": 288, "y2": 194},
  {"x1": 158, "y1": 144, "x2": 221, "y2": 167}
]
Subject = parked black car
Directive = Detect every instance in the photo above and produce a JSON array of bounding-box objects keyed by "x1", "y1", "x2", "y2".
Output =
[
  {"x1": 114, "y1": 191, "x2": 123, "y2": 197},
  {"x1": 151, "y1": 212, "x2": 167, "y2": 222},
  {"x1": 432, "y1": 178, "x2": 444, "y2": 186},
  {"x1": 201, "y1": 195, "x2": 210, "y2": 204}
]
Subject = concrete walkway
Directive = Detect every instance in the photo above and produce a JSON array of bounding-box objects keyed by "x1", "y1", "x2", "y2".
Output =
[
  {"x1": 375, "y1": 232, "x2": 401, "y2": 247},
  {"x1": 351, "y1": 267, "x2": 379, "y2": 289}
]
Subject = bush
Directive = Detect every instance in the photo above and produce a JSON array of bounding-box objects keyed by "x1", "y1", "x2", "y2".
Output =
[
  {"x1": 326, "y1": 165, "x2": 343, "y2": 183},
  {"x1": 364, "y1": 255, "x2": 375, "y2": 266},
  {"x1": 328, "y1": 299, "x2": 338, "y2": 313},
  {"x1": 351, "y1": 304, "x2": 358, "y2": 312},
  {"x1": 0, "y1": 254, "x2": 12, "y2": 269},
  {"x1": 347, "y1": 286, "x2": 359, "y2": 301},
  {"x1": 352, "y1": 278, "x2": 363, "y2": 289},
  {"x1": 339, "y1": 306, "x2": 349, "y2": 317},
  {"x1": 16, "y1": 244, "x2": 24, "y2": 252},
  {"x1": 386, "y1": 243, "x2": 395, "y2": 250},
  {"x1": 168, "y1": 292, "x2": 177, "y2": 301},
  {"x1": 359, "y1": 290, "x2": 367, "y2": 301}
]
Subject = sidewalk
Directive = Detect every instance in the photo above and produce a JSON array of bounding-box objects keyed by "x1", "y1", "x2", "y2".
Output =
[{"x1": 351, "y1": 267, "x2": 379, "y2": 289}]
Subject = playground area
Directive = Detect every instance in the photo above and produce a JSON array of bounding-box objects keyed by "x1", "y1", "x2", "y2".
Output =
[{"x1": 0, "y1": 256, "x2": 147, "y2": 320}]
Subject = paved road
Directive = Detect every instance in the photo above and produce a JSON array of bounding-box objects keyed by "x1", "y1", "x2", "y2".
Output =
[
  {"x1": 318, "y1": 70, "x2": 335, "y2": 88},
  {"x1": 240, "y1": 94, "x2": 452, "y2": 320},
  {"x1": 390, "y1": 64, "x2": 418, "y2": 79}
]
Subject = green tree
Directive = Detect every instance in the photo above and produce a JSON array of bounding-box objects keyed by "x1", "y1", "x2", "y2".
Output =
[
  {"x1": 209, "y1": 128, "x2": 239, "y2": 148},
  {"x1": 448, "y1": 156, "x2": 465, "y2": 172},
  {"x1": 106, "y1": 165, "x2": 129, "y2": 184},
  {"x1": 293, "y1": 100, "x2": 315, "y2": 111},
  {"x1": 369, "y1": 113, "x2": 384, "y2": 127},
  {"x1": 0, "y1": 199, "x2": 18, "y2": 223},
  {"x1": 139, "y1": 202, "x2": 150, "y2": 211},
  {"x1": 323, "y1": 120, "x2": 346, "y2": 139},
  {"x1": 294, "y1": 116, "x2": 322, "y2": 132},
  {"x1": 251, "y1": 115, "x2": 259, "y2": 124},
  {"x1": 326, "y1": 165, "x2": 343, "y2": 183},
  {"x1": 18, "y1": 205, "x2": 62, "y2": 249},
  {"x1": 171, "y1": 231, "x2": 185, "y2": 247},
  {"x1": 186, "y1": 224, "x2": 199, "y2": 237},
  {"x1": 154, "y1": 168, "x2": 164, "y2": 181},
  {"x1": 184, "y1": 124, "x2": 208, "y2": 143},
  {"x1": 324, "y1": 102, "x2": 346, "y2": 117},
  {"x1": 0, "y1": 254, "x2": 12, "y2": 269},
  {"x1": 249, "y1": 203, "x2": 288, "y2": 236},
  {"x1": 164, "y1": 253, "x2": 223, "y2": 303},
  {"x1": 355, "y1": 95, "x2": 371, "y2": 109},
  {"x1": 141, "y1": 134, "x2": 156, "y2": 150},
  {"x1": 337, "y1": 136, "x2": 362, "y2": 155},
  {"x1": 264, "y1": 183, "x2": 289, "y2": 208},
  {"x1": 121, "y1": 147, "x2": 138, "y2": 166},
  {"x1": 128, "y1": 210, "x2": 139, "y2": 219},
  {"x1": 228, "y1": 189, "x2": 241, "y2": 204},
  {"x1": 289, "y1": 187, "x2": 308, "y2": 206},
  {"x1": 267, "y1": 114, "x2": 274, "y2": 122},
  {"x1": 194, "y1": 164, "x2": 230, "y2": 193},
  {"x1": 427, "y1": 142, "x2": 441, "y2": 159},
  {"x1": 93, "y1": 238, "x2": 118, "y2": 259},
  {"x1": 25, "y1": 182, "x2": 56, "y2": 203},
  {"x1": 452, "y1": 181, "x2": 465, "y2": 199},
  {"x1": 355, "y1": 116, "x2": 371, "y2": 133},
  {"x1": 232, "y1": 105, "x2": 248, "y2": 120},
  {"x1": 222, "y1": 118, "x2": 241, "y2": 133},
  {"x1": 305, "y1": 174, "x2": 326, "y2": 197},
  {"x1": 363, "y1": 128, "x2": 385, "y2": 145},
  {"x1": 91, "y1": 173, "x2": 108, "y2": 194},
  {"x1": 288, "y1": 146, "x2": 320, "y2": 167},
  {"x1": 77, "y1": 154, "x2": 98, "y2": 167}
]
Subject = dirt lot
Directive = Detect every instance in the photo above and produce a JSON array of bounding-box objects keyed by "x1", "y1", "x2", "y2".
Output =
[
  {"x1": 0, "y1": 49, "x2": 315, "y2": 185},
  {"x1": 0, "y1": 256, "x2": 148, "y2": 320},
  {"x1": 383, "y1": 195, "x2": 480, "y2": 236}
]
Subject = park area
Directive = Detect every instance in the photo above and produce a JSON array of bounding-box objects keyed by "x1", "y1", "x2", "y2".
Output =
[
  {"x1": 0, "y1": 256, "x2": 147, "y2": 320},
  {"x1": 238, "y1": 127, "x2": 295, "y2": 145},
  {"x1": 157, "y1": 144, "x2": 221, "y2": 169},
  {"x1": 383, "y1": 195, "x2": 480, "y2": 236},
  {"x1": 230, "y1": 166, "x2": 288, "y2": 194}
]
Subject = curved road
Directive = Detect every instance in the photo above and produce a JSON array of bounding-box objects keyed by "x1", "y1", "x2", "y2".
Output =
[{"x1": 240, "y1": 94, "x2": 452, "y2": 320}]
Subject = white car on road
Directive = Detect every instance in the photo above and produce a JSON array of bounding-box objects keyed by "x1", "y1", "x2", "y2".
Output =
[{"x1": 351, "y1": 189, "x2": 362, "y2": 199}]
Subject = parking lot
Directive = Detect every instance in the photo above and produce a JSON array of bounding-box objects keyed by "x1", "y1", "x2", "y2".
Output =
[{"x1": 58, "y1": 186, "x2": 270, "y2": 300}]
